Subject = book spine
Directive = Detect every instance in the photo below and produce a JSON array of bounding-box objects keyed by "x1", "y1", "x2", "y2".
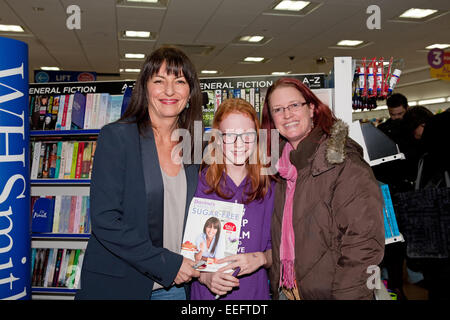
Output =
[
  {"x1": 52, "y1": 195, "x2": 62, "y2": 233},
  {"x1": 54, "y1": 141, "x2": 63, "y2": 179},
  {"x1": 73, "y1": 196, "x2": 82, "y2": 234},
  {"x1": 48, "y1": 143, "x2": 57, "y2": 178},
  {"x1": 60, "y1": 94, "x2": 69, "y2": 130},
  {"x1": 65, "y1": 249, "x2": 76, "y2": 287},
  {"x1": 68, "y1": 196, "x2": 76, "y2": 234},
  {"x1": 73, "y1": 250, "x2": 84, "y2": 289},
  {"x1": 84, "y1": 93, "x2": 93, "y2": 129},
  {"x1": 56, "y1": 249, "x2": 67, "y2": 287},
  {"x1": 65, "y1": 94, "x2": 74, "y2": 130},
  {"x1": 37, "y1": 143, "x2": 46, "y2": 179},
  {"x1": 55, "y1": 95, "x2": 65, "y2": 130},
  {"x1": 89, "y1": 141, "x2": 97, "y2": 179},
  {"x1": 75, "y1": 142, "x2": 84, "y2": 179},
  {"x1": 70, "y1": 142, "x2": 79, "y2": 179},
  {"x1": 68, "y1": 249, "x2": 81, "y2": 289},
  {"x1": 43, "y1": 248, "x2": 54, "y2": 287},
  {"x1": 30, "y1": 141, "x2": 41, "y2": 179},
  {"x1": 81, "y1": 142, "x2": 92, "y2": 178},
  {"x1": 41, "y1": 143, "x2": 51, "y2": 178}
]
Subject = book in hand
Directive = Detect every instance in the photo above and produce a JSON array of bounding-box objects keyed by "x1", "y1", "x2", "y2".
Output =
[{"x1": 180, "y1": 197, "x2": 244, "y2": 272}]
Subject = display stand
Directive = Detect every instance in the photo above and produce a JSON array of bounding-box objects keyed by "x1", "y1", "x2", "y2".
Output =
[{"x1": 333, "y1": 57, "x2": 405, "y2": 245}]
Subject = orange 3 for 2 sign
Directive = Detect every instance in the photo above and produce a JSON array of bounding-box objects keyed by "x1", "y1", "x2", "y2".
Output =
[{"x1": 428, "y1": 48, "x2": 450, "y2": 81}]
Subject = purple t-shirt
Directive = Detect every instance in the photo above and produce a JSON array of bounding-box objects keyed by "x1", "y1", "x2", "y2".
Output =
[{"x1": 190, "y1": 170, "x2": 275, "y2": 300}]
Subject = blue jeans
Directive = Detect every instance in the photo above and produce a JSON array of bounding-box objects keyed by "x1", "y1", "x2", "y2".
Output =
[{"x1": 150, "y1": 285, "x2": 186, "y2": 300}]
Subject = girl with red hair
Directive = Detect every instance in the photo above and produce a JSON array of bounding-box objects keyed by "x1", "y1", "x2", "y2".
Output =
[{"x1": 190, "y1": 98, "x2": 275, "y2": 300}]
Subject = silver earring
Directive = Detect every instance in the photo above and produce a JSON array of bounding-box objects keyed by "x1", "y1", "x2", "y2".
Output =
[{"x1": 185, "y1": 102, "x2": 190, "y2": 109}]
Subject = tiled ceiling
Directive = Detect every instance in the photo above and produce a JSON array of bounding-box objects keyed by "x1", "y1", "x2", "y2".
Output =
[{"x1": 1, "y1": 0, "x2": 449, "y2": 100}]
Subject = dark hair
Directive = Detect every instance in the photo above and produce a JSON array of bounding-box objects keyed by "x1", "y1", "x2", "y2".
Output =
[
  {"x1": 261, "y1": 77, "x2": 336, "y2": 155},
  {"x1": 403, "y1": 105, "x2": 433, "y2": 134},
  {"x1": 387, "y1": 93, "x2": 408, "y2": 110},
  {"x1": 203, "y1": 217, "x2": 221, "y2": 255},
  {"x1": 119, "y1": 46, "x2": 203, "y2": 158}
]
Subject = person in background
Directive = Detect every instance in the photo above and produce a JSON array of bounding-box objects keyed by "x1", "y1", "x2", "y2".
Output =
[
  {"x1": 261, "y1": 77, "x2": 384, "y2": 300},
  {"x1": 75, "y1": 47, "x2": 202, "y2": 300},
  {"x1": 191, "y1": 98, "x2": 275, "y2": 300},
  {"x1": 377, "y1": 93, "x2": 409, "y2": 141}
]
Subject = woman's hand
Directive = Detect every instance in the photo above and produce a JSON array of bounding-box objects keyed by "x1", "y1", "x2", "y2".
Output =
[
  {"x1": 216, "y1": 251, "x2": 269, "y2": 276},
  {"x1": 174, "y1": 257, "x2": 200, "y2": 285},
  {"x1": 198, "y1": 272, "x2": 239, "y2": 296}
]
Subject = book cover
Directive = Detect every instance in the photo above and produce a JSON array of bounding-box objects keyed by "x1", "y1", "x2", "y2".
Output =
[
  {"x1": 65, "y1": 249, "x2": 76, "y2": 287},
  {"x1": 68, "y1": 249, "x2": 81, "y2": 288},
  {"x1": 43, "y1": 248, "x2": 55, "y2": 287},
  {"x1": 84, "y1": 196, "x2": 91, "y2": 233},
  {"x1": 51, "y1": 95, "x2": 60, "y2": 129},
  {"x1": 58, "y1": 141, "x2": 68, "y2": 179},
  {"x1": 48, "y1": 143, "x2": 57, "y2": 178},
  {"x1": 31, "y1": 197, "x2": 55, "y2": 233},
  {"x1": 51, "y1": 249, "x2": 64, "y2": 287},
  {"x1": 109, "y1": 94, "x2": 123, "y2": 123},
  {"x1": 91, "y1": 93, "x2": 101, "y2": 129},
  {"x1": 30, "y1": 141, "x2": 42, "y2": 179},
  {"x1": 89, "y1": 141, "x2": 97, "y2": 179},
  {"x1": 81, "y1": 142, "x2": 92, "y2": 178},
  {"x1": 58, "y1": 249, "x2": 71, "y2": 287},
  {"x1": 83, "y1": 93, "x2": 93, "y2": 129},
  {"x1": 68, "y1": 196, "x2": 77, "y2": 233},
  {"x1": 37, "y1": 143, "x2": 46, "y2": 178},
  {"x1": 38, "y1": 95, "x2": 49, "y2": 130},
  {"x1": 180, "y1": 197, "x2": 244, "y2": 272},
  {"x1": 38, "y1": 249, "x2": 50, "y2": 287},
  {"x1": 55, "y1": 95, "x2": 66, "y2": 130},
  {"x1": 43, "y1": 95, "x2": 53, "y2": 130},
  {"x1": 73, "y1": 196, "x2": 82, "y2": 233},
  {"x1": 65, "y1": 94, "x2": 74, "y2": 130},
  {"x1": 31, "y1": 95, "x2": 40, "y2": 130},
  {"x1": 32, "y1": 248, "x2": 41, "y2": 286},
  {"x1": 73, "y1": 250, "x2": 85, "y2": 289},
  {"x1": 97, "y1": 93, "x2": 110, "y2": 128},
  {"x1": 71, "y1": 92, "x2": 87, "y2": 130},
  {"x1": 41, "y1": 143, "x2": 50, "y2": 178},
  {"x1": 31, "y1": 248, "x2": 37, "y2": 280},
  {"x1": 59, "y1": 196, "x2": 71, "y2": 233},
  {"x1": 60, "y1": 94, "x2": 70, "y2": 130}
]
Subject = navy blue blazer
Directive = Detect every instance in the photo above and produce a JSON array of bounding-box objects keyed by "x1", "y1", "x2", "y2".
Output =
[{"x1": 75, "y1": 121, "x2": 199, "y2": 300}]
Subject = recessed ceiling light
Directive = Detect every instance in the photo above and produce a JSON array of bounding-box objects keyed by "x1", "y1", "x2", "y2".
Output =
[
  {"x1": 0, "y1": 24, "x2": 24, "y2": 32},
  {"x1": 244, "y1": 57, "x2": 265, "y2": 62},
  {"x1": 274, "y1": 1, "x2": 310, "y2": 11},
  {"x1": 41, "y1": 67, "x2": 60, "y2": 71},
  {"x1": 122, "y1": 68, "x2": 141, "y2": 73},
  {"x1": 271, "y1": 71, "x2": 291, "y2": 75},
  {"x1": 426, "y1": 43, "x2": 450, "y2": 49},
  {"x1": 239, "y1": 35, "x2": 264, "y2": 43},
  {"x1": 126, "y1": 0, "x2": 158, "y2": 3},
  {"x1": 124, "y1": 30, "x2": 151, "y2": 38},
  {"x1": 337, "y1": 40, "x2": 364, "y2": 47},
  {"x1": 418, "y1": 97, "x2": 446, "y2": 105},
  {"x1": 399, "y1": 8, "x2": 437, "y2": 19},
  {"x1": 125, "y1": 53, "x2": 145, "y2": 59},
  {"x1": 201, "y1": 70, "x2": 218, "y2": 74}
]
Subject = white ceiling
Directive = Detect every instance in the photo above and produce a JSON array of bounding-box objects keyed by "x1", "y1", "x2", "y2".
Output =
[{"x1": 1, "y1": 0, "x2": 449, "y2": 100}]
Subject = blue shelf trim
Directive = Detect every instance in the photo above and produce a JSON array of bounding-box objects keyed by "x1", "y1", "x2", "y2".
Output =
[
  {"x1": 30, "y1": 129, "x2": 100, "y2": 136},
  {"x1": 32, "y1": 233, "x2": 90, "y2": 239},
  {"x1": 31, "y1": 179, "x2": 90, "y2": 184},
  {"x1": 32, "y1": 287, "x2": 78, "y2": 294}
]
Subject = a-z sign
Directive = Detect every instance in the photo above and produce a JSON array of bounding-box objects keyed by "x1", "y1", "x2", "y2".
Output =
[{"x1": 428, "y1": 48, "x2": 450, "y2": 81}]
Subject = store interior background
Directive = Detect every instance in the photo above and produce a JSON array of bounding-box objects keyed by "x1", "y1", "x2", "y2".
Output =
[{"x1": 1, "y1": 0, "x2": 449, "y2": 300}]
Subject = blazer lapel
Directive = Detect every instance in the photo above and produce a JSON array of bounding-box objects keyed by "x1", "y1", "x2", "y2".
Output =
[{"x1": 140, "y1": 128, "x2": 164, "y2": 248}]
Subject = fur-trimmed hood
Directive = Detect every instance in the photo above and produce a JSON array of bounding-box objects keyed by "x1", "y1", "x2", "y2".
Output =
[{"x1": 288, "y1": 119, "x2": 355, "y2": 175}]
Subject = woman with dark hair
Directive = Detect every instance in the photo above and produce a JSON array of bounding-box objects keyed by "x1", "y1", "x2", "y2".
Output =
[
  {"x1": 75, "y1": 46, "x2": 202, "y2": 300},
  {"x1": 261, "y1": 77, "x2": 385, "y2": 300},
  {"x1": 195, "y1": 217, "x2": 223, "y2": 262}
]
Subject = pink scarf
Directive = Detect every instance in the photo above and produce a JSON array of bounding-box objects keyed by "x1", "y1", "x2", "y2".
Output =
[{"x1": 276, "y1": 142, "x2": 297, "y2": 289}]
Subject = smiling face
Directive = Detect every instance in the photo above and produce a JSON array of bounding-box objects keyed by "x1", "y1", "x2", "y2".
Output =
[
  {"x1": 205, "y1": 225, "x2": 218, "y2": 241},
  {"x1": 146, "y1": 61, "x2": 190, "y2": 122},
  {"x1": 218, "y1": 112, "x2": 257, "y2": 166},
  {"x1": 269, "y1": 85, "x2": 314, "y2": 149}
]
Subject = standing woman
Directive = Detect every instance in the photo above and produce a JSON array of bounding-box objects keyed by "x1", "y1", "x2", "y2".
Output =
[
  {"x1": 75, "y1": 47, "x2": 202, "y2": 300},
  {"x1": 261, "y1": 78, "x2": 385, "y2": 300}
]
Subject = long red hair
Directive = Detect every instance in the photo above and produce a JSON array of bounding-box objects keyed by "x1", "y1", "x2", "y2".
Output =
[
  {"x1": 201, "y1": 98, "x2": 272, "y2": 203},
  {"x1": 261, "y1": 77, "x2": 336, "y2": 156}
]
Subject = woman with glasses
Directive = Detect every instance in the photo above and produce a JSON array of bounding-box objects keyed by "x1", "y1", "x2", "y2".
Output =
[
  {"x1": 261, "y1": 77, "x2": 385, "y2": 300},
  {"x1": 190, "y1": 98, "x2": 275, "y2": 300}
]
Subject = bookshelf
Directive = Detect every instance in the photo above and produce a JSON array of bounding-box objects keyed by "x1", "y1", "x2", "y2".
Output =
[{"x1": 29, "y1": 80, "x2": 134, "y2": 300}]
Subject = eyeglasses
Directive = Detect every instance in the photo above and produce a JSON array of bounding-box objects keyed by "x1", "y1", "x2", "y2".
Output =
[
  {"x1": 271, "y1": 101, "x2": 308, "y2": 116},
  {"x1": 222, "y1": 132, "x2": 257, "y2": 144}
]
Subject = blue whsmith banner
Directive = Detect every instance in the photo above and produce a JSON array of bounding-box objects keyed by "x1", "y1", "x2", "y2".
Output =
[{"x1": 0, "y1": 36, "x2": 31, "y2": 300}]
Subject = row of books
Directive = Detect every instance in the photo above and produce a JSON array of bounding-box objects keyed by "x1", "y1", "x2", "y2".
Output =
[
  {"x1": 202, "y1": 88, "x2": 267, "y2": 127},
  {"x1": 30, "y1": 141, "x2": 97, "y2": 179},
  {"x1": 31, "y1": 195, "x2": 91, "y2": 234},
  {"x1": 29, "y1": 92, "x2": 124, "y2": 131},
  {"x1": 31, "y1": 248, "x2": 85, "y2": 289}
]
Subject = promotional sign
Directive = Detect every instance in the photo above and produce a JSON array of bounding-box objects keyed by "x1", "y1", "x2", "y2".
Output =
[
  {"x1": 428, "y1": 48, "x2": 450, "y2": 81},
  {"x1": 0, "y1": 37, "x2": 30, "y2": 299},
  {"x1": 34, "y1": 70, "x2": 97, "y2": 83}
]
